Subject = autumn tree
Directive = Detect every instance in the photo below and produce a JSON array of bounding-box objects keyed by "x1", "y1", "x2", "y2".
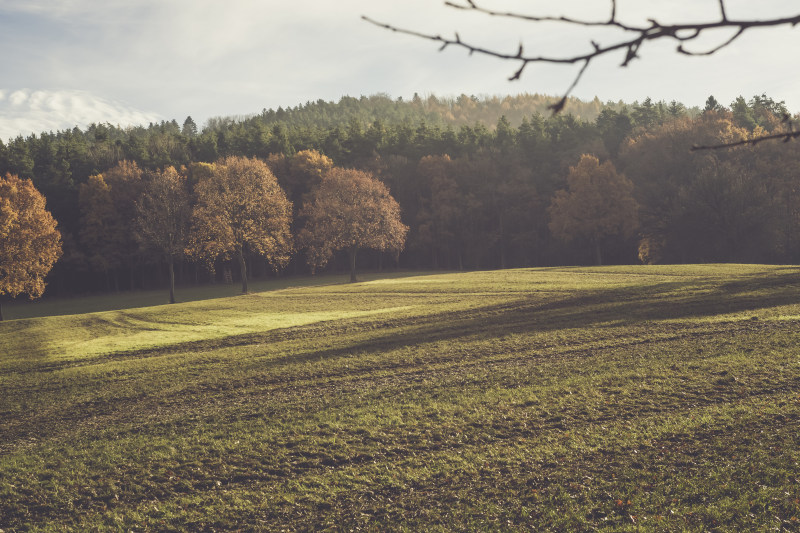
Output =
[
  {"x1": 78, "y1": 160, "x2": 144, "y2": 290},
  {"x1": 0, "y1": 174, "x2": 62, "y2": 320},
  {"x1": 268, "y1": 149, "x2": 334, "y2": 217},
  {"x1": 548, "y1": 154, "x2": 638, "y2": 265},
  {"x1": 301, "y1": 167, "x2": 408, "y2": 282},
  {"x1": 188, "y1": 156, "x2": 293, "y2": 293},
  {"x1": 135, "y1": 166, "x2": 191, "y2": 304},
  {"x1": 621, "y1": 115, "x2": 782, "y2": 262},
  {"x1": 78, "y1": 174, "x2": 117, "y2": 286}
]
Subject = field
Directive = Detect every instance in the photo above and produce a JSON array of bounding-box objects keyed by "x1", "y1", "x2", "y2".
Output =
[{"x1": 1, "y1": 265, "x2": 800, "y2": 531}]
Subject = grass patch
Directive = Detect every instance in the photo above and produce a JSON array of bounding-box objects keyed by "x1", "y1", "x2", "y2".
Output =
[{"x1": 2, "y1": 265, "x2": 800, "y2": 530}]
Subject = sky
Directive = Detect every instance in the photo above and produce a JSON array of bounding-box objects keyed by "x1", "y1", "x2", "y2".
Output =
[{"x1": 1, "y1": 0, "x2": 799, "y2": 141}]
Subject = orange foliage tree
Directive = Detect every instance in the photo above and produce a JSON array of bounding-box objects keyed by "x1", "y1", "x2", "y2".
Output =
[
  {"x1": 188, "y1": 156, "x2": 293, "y2": 293},
  {"x1": 548, "y1": 154, "x2": 638, "y2": 265},
  {"x1": 286, "y1": 149, "x2": 334, "y2": 203},
  {"x1": 78, "y1": 160, "x2": 144, "y2": 289},
  {"x1": 0, "y1": 174, "x2": 62, "y2": 320},
  {"x1": 134, "y1": 166, "x2": 191, "y2": 304},
  {"x1": 300, "y1": 167, "x2": 408, "y2": 282}
]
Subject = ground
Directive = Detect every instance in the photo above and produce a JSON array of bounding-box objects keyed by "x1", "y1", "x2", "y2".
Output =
[{"x1": 1, "y1": 265, "x2": 799, "y2": 531}]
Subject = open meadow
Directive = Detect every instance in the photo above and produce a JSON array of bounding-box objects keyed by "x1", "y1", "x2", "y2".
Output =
[{"x1": 1, "y1": 265, "x2": 800, "y2": 531}]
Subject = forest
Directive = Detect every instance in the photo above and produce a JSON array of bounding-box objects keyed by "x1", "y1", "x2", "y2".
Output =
[{"x1": 2, "y1": 92, "x2": 798, "y2": 298}]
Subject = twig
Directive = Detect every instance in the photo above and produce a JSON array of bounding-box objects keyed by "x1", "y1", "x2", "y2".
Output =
[
  {"x1": 364, "y1": 1, "x2": 800, "y2": 115},
  {"x1": 691, "y1": 130, "x2": 800, "y2": 151}
]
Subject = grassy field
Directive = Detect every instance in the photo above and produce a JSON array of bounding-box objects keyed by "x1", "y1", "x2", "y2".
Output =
[
  {"x1": 1, "y1": 273, "x2": 389, "y2": 320},
  {"x1": 1, "y1": 265, "x2": 799, "y2": 531}
]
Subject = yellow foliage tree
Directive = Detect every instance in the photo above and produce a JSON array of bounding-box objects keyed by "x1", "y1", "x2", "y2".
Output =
[
  {"x1": 300, "y1": 167, "x2": 408, "y2": 282},
  {"x1": 268, "y1": 149, "x2": 334, "y2": 209},
  {"x1": 135, "y1": 166, "x2": 191, "y2": 304},
  {"x1": 0, "y1": 174, "x2": 62, "y2": 320},
  {"x1": 548, "y1": 154, "x2": 638, "y2": 265},
  {"x1": 188, "y1": 156, "x2": 293, "y2": 293}
]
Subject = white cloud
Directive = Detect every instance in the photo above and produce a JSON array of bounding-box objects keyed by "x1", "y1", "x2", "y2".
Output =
[
  {"x1": 0, "y1": 89, "x2": 161, "y2": 141},
  {"x1": 8, "y1": 90, "x2": 28, "y2": 106},
  {"x1": 0, "y1": 0, "x2": 137, "y2": 18}
]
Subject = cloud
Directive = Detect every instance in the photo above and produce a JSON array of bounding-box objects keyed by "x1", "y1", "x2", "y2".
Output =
[
  {"x1": 0, "y1": 89, "x2": 161, "y2": 141},
  {"x1": 8, "y1": 90, "x2": 29, "y2": 107},
  {"x1": 1, "y1": 0, "x2": 798, "y2": 132}
]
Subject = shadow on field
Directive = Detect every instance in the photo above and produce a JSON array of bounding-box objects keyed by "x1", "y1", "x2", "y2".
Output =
[
  {"x1": 267, "y1": 269, "x2": 800, "y2": 367},
  {"x1": 7, "y1": 269, "x2": 798, "y2": 374}
]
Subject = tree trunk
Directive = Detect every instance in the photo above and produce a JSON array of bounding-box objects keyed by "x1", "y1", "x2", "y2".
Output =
[
  {"x1": 499, "y1": 215, "x2": 506, "y2": 269},
  {"x1": 0, "y1": 300, "x2": 4, "y2": 321},
  {"x1": 349, "y1": 247, "x2": 358, "y2": 283},
  {"x1": 238, "y1": 248, "x2": 248, "y2": 293},
  {"x1": 167, "y1": 254, "x2": 176, "y2": 304},
  {"x1": 594, "y1": 238, "x2": 603, "y2": 266}
]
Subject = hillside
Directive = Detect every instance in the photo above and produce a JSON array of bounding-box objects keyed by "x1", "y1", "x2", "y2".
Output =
[{"x1": 2, "y1": 265, "x2": 800, "y2": 530}]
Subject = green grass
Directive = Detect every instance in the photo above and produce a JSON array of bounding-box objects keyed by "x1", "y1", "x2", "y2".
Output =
[
  {"x1": 2, "y1": 271, "x2": 430, "y2": 320},
  {"x1": 2, "y1": 265, "x2": 800, "y2": 531}
]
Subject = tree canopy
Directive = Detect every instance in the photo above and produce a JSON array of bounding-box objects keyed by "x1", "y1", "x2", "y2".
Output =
[
  {"x1": 301, "y1": 168, "x2": 408, "y2": 282},
  {"x1": 1, "y1": 92, "x2": 798, "y2": 298},
  {"x1": 548, "y1": 154, "x2": 638, "y2": 265},
  {"x1": 188, "y1": 156, "x2": 293, "y2": 293},
  {"x1": 0, "y1": 173, "x2": 62, "y2": 320},
  {"x1": 135, "y1": 166, "x2": 191, "y2": 303}
]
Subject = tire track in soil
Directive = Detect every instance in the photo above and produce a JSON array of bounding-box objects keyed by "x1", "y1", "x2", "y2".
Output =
[{"x1": 2, "y1": 317, "x2": 798, "y2": 456}]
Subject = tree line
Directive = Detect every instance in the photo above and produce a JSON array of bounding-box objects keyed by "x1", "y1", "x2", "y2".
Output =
[
  {"x1": 1, "y1": 154, "x2": 407, "y2": 315},
  {"x1": 1, "y1": 92, "x2": 798, "y2": 303}
]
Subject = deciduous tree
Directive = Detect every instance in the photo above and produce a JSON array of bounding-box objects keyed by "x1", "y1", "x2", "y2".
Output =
[
  {"x1": 78, "y1": 174, "x2": 117, "y2": 283},
  {"x1": 188, "y1": 156, "x2": 293, "y2": 293},
  {"x1": 301, "y1": 168, "x2": 408, "y2": 282},
  {"x1": 548, "y1": 154, "x2": 638, "y2": 265},
  {"x1": 135, "y1": 166, "x2": 191, "y2": 304},
  {"x1": 0, "y1": 174, "x2": 62, "y2": 320},
  {"x1": 78, "y1": 160, "x2": 144, "y2": 290}
]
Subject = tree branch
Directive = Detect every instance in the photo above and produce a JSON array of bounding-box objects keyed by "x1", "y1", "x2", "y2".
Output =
[
  {"x1": 364, "y1": 1, "x2": 800, "y2": 115},
  {"x1": 691, "y1": 130, "x2": 800, "y2": 151},
  {"x1": 718, "y1": 0, "x2": 728, "y2": 22}
]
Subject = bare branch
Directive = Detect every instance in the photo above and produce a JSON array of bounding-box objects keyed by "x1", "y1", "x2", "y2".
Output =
[
  {"x1": 678, "y1": 27, "x2": 744, "y2": 56},
  {"x1": 549, "y1": 60, "x2": 590, "y2": 113},
  {"x1": 691, "y1": 130, "x2": 800, "y2": 151},
  {"x1": 442, "y1": 0, "x2": 639, "y2": 31},
  {"x1": 364, "y1": 2, "x2": 800, "y2": 116}
]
